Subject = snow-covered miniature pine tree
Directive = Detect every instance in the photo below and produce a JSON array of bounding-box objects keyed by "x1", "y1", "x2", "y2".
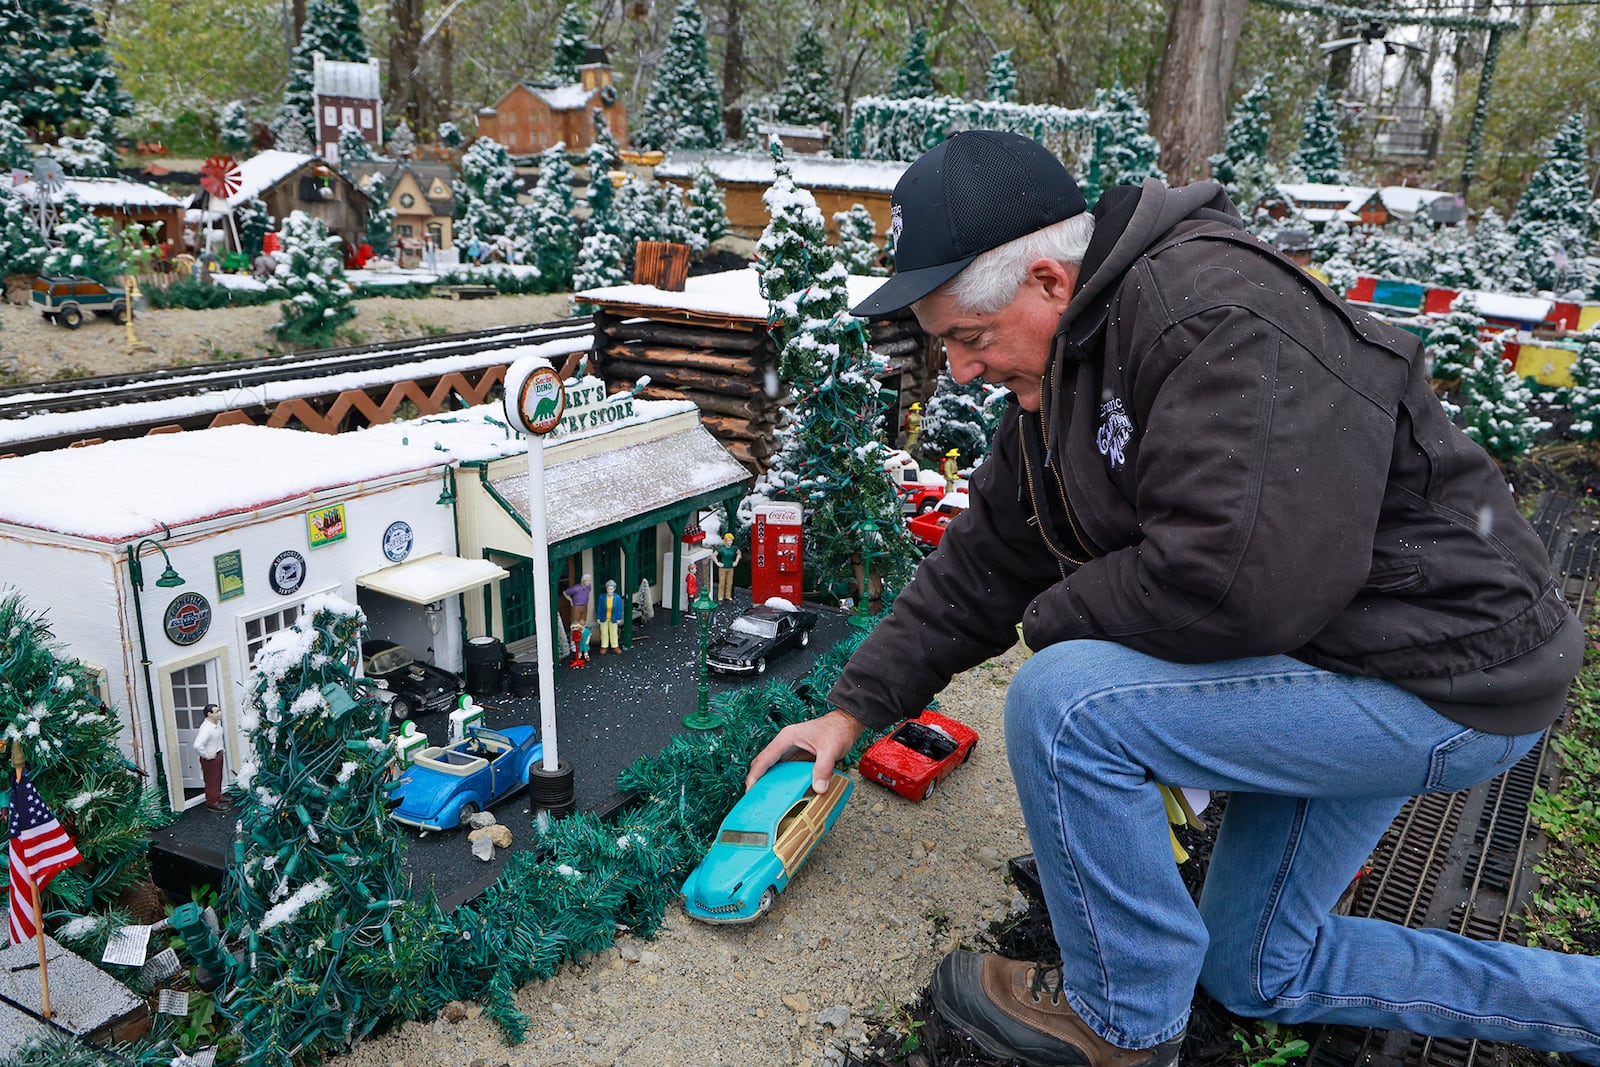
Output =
[
  {"x1": 270, "y1": 210, "x2": 357, "y2": 348},
  {"x1": 438, "y1": 122, "x2": 464, "y2": 149},
  {"x1": 0, "y1": 593, "x2": 173, "y2": 921},
  {"x1": 611, "y1": 175, "x2": 692, "y2": 253},
  {"x1": 0, "y1": 186, "x2": 46, "y2": 277},
  {"x1": 1468, "y1": 207, "x2": 1527, "y2": 292},
  {"x1": 221, "y1": 596, "x2": 431, "y2": 1066},
  {"x1": 51, "y1": 78, "x2": 120, "y2": 177},
  {"x1": 41, "y1": 200, "x2": 122, "y2": 283},
  {"x1": 585, "y1": 129, "x2": 619, "y2": 231},
  {"x1": 337, "y1": 121, "x2": 374, "y2": 167},
  {"x1": 1080, "y1": 82, "x2": 1165, "y2": 206},
  {"x1": 281, "y1": 0, "x2": 369, "y2": 148},
  {"x1": 1209, "y1": 75, "x2": 1278, "y2": 216},
  {"x1": 1509, "y1": 112, "x2": 1593, "y2": 295},
  {"x1": 1457, "y1": 339, "x2": 1548, "y2": 462},
  {"x1": 776, "y1": 23, "x2": 840, "y2": 131},
  {"x1": 744, "y1": 140, "x2": 920, "y2": 599},
  {"x1": 363, "y1": 172, "x2": 395, "y2": 256},
  {"x1": 529, "y1": 145, "x2": 579, "y2": 289},
  {"x1": 273, "y1": 110, "x2": 316, "y2": 154},
  {"x1": 1425, "y1": 294, "x2": 1488, "y2": 387},
  {"x1": 888, "y1": 26, "x2": 936, "y2": 99},
  {"x1": 985, "y1": 49, "x2": 1018, "y2": 103},
  {"x1": 1290, "y1": 87, "x2": 1346, "y2": 184},
  {"x1": 684, "y1": 165, "x2": 729, "y2": 254},
  {"x1": 237, "y1": 196, "x2": 273, "y2": 256},
  {"x1": 547, "y1": 2, "x2": 590, "y2": 84},
  {"x1": 574, "y1": 229, "x2": 631, "y2": 293},
  {"x1": 220, "y1": 100, "x2": 253, "y2": 157},
  {"x1": 634, "y1": 0, "x2": 723, "y2": 152},
  {"x1": 919, "y1": 365, "x2": 1000, "y2": 467},
  {"x1": 453, "y1": 136, "x2": 525, "y2": 246},
  {"x1": 0, "y1": 101, "x2": 33, "y2": 171},
  {"x1": 388, "y1": 119, "x2": 417, "y2": 159},
  {"x1": 1565, "y1": 329, "x2": 1600, "y2": 442},
  {"x1": 0, "y1": 0, "x2": 132, "y2": 138},
  {"x1": 833, "y1": 203, "x2": 884, "y2": 276}
]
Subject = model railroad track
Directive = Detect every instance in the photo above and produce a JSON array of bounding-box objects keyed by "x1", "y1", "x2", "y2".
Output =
[
  {"x1": 0, "y1": 318, "x2": 595, "y2": 455},
  {"x1": 1303, "y1": 490, "x2": 1593, "y2": 1067}
]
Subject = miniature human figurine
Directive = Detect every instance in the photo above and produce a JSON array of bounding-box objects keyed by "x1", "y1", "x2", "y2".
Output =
[
  {"x1": 714, "y1": 533, "x2": 742, "y2": 602},
  {"x1": 597, "y1": 579, "x2": 625, "y2": 654},
  {"x1": 904, "y1": 402, "x2": 923, "y2": 453},
  {"x1": 193, "y1": 704, "x2": 228, "y2": 811},
  {"x1": 940, "y1": 447, "x2": 960, "y2": 494},
  {"x1": 684, "y1": 568, "x2": 699, "y2": 614},
  {"x1": 567, "y1": 623, "x2": 590, "y2": 668},
  {"x1": 561, "y1": 573, "x2": 593, "y2": 630}
]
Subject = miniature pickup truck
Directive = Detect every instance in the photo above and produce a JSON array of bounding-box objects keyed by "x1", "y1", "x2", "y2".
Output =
[{"x1": 31, "y1": 275, "x2": 129, "y2": 329}]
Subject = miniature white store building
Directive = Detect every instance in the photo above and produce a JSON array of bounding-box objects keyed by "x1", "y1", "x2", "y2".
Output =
[{"x1": 0, "y1": 426, "x2": 505, "y2": 812}]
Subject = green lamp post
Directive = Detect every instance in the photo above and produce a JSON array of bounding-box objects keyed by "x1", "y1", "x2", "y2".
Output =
[
  {"x1": 850, "y1": 517, "x2": 880, "y2": 630},
  {"x1": 683, "y1": 584, "x2": 725, "y2": 730}
]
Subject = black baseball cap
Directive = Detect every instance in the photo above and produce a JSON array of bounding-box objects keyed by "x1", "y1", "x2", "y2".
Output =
[{"x1": 850, "y1": 130, "x2": 1086, "y2": 318}]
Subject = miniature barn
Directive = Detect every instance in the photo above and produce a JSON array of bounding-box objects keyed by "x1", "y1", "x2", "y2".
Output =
[
  {"x1": 577, "y1": 268, "x2": 934, "y2": 472},
  {"x1": 187, "y1": 149, "x2": 370, "y2": 251},
  {"x1": 10, "y1": 175, "x2": 186, "y2": 248},
  {"x1": 654, "y1": 151, "x2": 909, "y2": 239}
]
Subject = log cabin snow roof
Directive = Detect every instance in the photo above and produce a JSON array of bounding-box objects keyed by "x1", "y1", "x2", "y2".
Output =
[
  {"x1": 578, "y1": 267, "x2": 891, "y2": 322},
  {"x1": 1276, "y1": 182, "x2": 1379, "y2": 223},
  {"x1": 656, "y1": 151, "x2": 909, "y2": 193},
  {"x1": 0, "y1": 424, "x2": 443, "y2": 543},
  {"x1": 11, "y1": 176, "x2": 183, "y2": 209},
  {"x1": 1377, "y1": 186, "x2": 1454, "y2": 219}
]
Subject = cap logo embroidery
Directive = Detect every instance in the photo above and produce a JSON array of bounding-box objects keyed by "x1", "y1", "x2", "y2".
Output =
[
  {"x1": 1097, "y1": 398, "x2": 1133, "y2": 470},
  {"x1": 890, "y1": 204, "x2": 903, "y2": 246}
]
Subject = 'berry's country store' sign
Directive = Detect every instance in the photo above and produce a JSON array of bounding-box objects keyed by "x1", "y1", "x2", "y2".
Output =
[{"x1": 552, "y1": 378, "x2": 635, "y2": 437}]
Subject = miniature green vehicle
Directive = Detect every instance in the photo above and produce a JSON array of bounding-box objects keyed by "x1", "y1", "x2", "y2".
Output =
[{"x1": 31, "y1": 275, "x2": 129, "y2": 329}]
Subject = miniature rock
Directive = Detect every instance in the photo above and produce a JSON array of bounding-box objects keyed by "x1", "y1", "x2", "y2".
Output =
[
  {"x1": 465, "y1": 811, "x2": 498, "y2": 830},
  {"x1": 440, "y1": 1000, "x2": 469, "y2": 1023},
  {"x1": 470, "y1": 833, "x2": 495, "y2": 861},
  {"x1": 814, "y1": 1005, "x2": 850, "y2": 1030},
  {"x1": 468, "y1": 824, "x2": 512, "y2": 849},
  {"x1": 781, "y1": 991, "x2": 811, "y2": 1014}
]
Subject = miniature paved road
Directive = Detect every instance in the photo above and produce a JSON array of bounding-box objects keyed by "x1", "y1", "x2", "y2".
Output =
[{"x1": 158, "y1": 591, "x2": 856, "y2": 911}]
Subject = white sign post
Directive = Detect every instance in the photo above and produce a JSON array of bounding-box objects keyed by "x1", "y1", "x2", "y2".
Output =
[{"x1": 503, "y1": 358, "x2": 565, "y2": 773}]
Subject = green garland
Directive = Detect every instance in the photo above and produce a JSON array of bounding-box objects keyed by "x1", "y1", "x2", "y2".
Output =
[{"x1": 1251, "y1": 0, "x2": 1517, "y2": 32}]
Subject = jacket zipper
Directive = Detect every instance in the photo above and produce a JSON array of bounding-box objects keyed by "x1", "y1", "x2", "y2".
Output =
[{"x1": 1019, "y1": 363, "x2": 1086, "y2": 572}]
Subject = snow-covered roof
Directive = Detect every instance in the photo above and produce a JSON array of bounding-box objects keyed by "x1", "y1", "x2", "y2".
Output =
[
  {"x1": 1377, "y1": 186, "x2": 1454, "y2": 219},
  {"x1": 11, "y1": 176, "x2": 183, "y2": 209},
  {"x1": 1277, "y1": 182, "x2": 1378, "y2": 224},
  {"x1": 0, "y1": 424, "x2": 444, "y2": 543},
  {"x1": 313, "y1": 56, "x2": 381, "y2": 100},
  {"x1": 1457, "y1": 290, "x2": 1554, "y2": 324},
  {"x1": 579, "y1": 267, "x2": 890, "y2": 321},
  {"x1": 529, "y1": 83, "x2": 597, "y2": 112},
  {"x1": 656, "y1": 151, "x2": 909, "y2": 193},
  {"x1": 187, "y1": 150, "x2": 317, "y2": 207},
  {"x1": 490, "y1": 421, "x2": 749, "y2": 545}
]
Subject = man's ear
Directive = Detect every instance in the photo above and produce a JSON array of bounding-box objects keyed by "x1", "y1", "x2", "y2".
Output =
[{"x1": 1028, "y1": 258, "x2": 1079, "y2": 307}]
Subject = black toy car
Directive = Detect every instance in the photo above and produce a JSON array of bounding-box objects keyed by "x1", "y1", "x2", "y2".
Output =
[
  {"x1": 360, "y1": 638, "x2": 463, "y2": 720},
  {"x1": 706, "y1": 604, "x2": 818, "y2": 675}
]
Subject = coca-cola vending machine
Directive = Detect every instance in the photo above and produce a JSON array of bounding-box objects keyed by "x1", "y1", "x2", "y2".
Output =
[{"x1": 750, "y1": 502, "x2": 803, "y2": 605}]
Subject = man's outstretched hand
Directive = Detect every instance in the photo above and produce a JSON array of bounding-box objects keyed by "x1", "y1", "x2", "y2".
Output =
[{"x1": 745, "y1": 708, "x2": 867, "y2": 794}]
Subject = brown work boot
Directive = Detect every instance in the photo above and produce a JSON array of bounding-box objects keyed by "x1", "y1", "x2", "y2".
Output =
[{"x1": 930, "y1": 951, "x2": 1184, "y2": 1067}]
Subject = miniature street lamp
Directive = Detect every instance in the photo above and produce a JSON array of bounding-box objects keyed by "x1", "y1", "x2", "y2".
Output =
[
  {"x1": 850, "y1": 517, "x2": 880, "y2": 630},
  {"x1": 683, "y1": 585, "x2": 724, "y2": 731}
]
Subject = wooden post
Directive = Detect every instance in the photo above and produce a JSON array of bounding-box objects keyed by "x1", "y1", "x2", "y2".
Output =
[{"x1": 10, "y1": 742, "x2": 50, "y2": 1018}]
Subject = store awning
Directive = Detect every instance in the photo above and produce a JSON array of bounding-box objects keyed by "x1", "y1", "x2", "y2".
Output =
[{"x1": 357, "y1": 553, "x2": 509, "y2": 605}]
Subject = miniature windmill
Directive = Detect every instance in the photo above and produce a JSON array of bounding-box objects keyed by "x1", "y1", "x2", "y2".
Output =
[
  {"x1": 30, "y1": 158, "x2": 64, "y2": 238},
  {"x1": 199, "y1": 154, "x2": 243, "y2": 253}
]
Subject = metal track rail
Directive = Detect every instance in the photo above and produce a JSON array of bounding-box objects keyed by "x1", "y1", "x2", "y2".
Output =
[{"x1": 1303, "y1": 490, "x2": 1594, "y2": 1067}]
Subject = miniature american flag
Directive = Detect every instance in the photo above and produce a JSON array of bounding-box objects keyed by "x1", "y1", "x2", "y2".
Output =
[{"x1": 8, "y1": 771, "x2": 83, "y2": 946}]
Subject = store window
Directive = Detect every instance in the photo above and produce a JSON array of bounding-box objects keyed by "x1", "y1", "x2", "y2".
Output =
[{"x1": 244, "y1": 603, "x2": 305, "y2": 667}]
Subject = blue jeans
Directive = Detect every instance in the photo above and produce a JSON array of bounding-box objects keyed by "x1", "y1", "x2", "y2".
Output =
[{"x1": 1004, "y1": 640, "x2": 1600, "y2": 1062}]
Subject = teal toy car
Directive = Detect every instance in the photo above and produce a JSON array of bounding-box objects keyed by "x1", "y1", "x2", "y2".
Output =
[
  {"x1": 388, "y1": 725, "x2": 543, "y2": 833},
  {"x1": 681, "y1": 761, "x2": 853, "y2": 923}
]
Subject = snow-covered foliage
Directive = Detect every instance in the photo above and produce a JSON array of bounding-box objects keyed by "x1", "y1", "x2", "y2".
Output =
[
  {"x1": 453, "y1": 136, "x2": 526, "y2": 245},
  {"x1": 337, "y1": 121, "x2": 374, "y2": 166},
  {"x1": 281, "y1": 0, "x2": 368, "y2": 147},
  {"x1": 388, "y1": 119, "x2": 417, "y2": 159},
  {"x1": 1210, "y1": 75, "x2": 1278, "y2": 217},
  {"x1": 776, "y1": 22, "x2": 839, "y2": 131},
  {"x1": 1509, "y1": 112, "x2": 1593, "y2": 296},
  {"x1": 1565, "y1": 329, "x2": 1600, "y2": 441},
  {"x1": 1290, "y1": 87, "x2": 1346, "y2": 185},
  {"x1": 529, "y1": 144, "x2": 579, "y2": 289},
  {"x1": 438, "y1": 122, "x2": 464, "y2": 149},
  {"x1": 50, "y1": 80, "x2": 121, "y2": 177},
  {"x1": 270, "y1": 210, "x2": 356, "y2": 348},
  {"x1": 585, "y1": 133, "x2": 618, "y2": 230},
  {"x1": 41, "y1": 200, "x2": 122, "y2": 283},
  {"x1": 237, "y1": 196, "x2": 273, "y2": 257},
  {"x1": 845, "y1": 95, "x2": 1095, "y2": 163},
  {"x1": 612, "y1": 175, "x2": 691, "y2": 252},
  {"x1": 888, "y1": 26, "x2": 935, "y2": 99},
  {"x1": 0, "y1": 101, "x2": 31, "y2": 171},
  {"x1": 683, "y1": 164, "x2": 729, "y2": 254},
  {"x1": 919, "y1": 366, "x2": 1005, "y2": 467},
  {"x1": 363, "y1": 172, "x2": 395, "y2": 257},
  {"x1": 273, "y1": 109, "x2": 315, "y2": 154},
  {"x1": 833, "y1": 203, "x2": 884, "y2": 277},
  {"x1": 0, "y1": 186, "x2": 46, "y2": 277},
  {"x1": 547, "y1": 2, "x2": 590, "y2": 84},
  {"x1": 1080, "y1": 81, "x2": 1164, "y2": 205},
  {"x1": 985, "y1": 49, "x2": 1018, "y2": 104},
  {"x1": 221, "y1": 99, "x2": 253, "y2": 157},
  {"x1": 1424, "y1": 294, "x2": 1490, "y2": 385},
  {"x1": 634, "y1": 0, "x2": 722, "y2": 152},
  {"x1": 1457, "y1": 340, "x2": 1548, "y2": 462},
  {"x1": 0, "y1": 0, "x2": 132, "y2": 137},
  {"x1": 574, "y1": 229, "x2": 630, "y2": 292}
]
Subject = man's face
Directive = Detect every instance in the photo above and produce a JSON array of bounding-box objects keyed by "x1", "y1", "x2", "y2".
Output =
[{"x1": 912, "y1": 260, "x2": 1077, "y2": 412}]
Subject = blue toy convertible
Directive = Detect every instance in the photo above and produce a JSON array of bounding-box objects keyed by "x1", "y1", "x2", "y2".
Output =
[
  {"x1": 389, "y1": 725, "x2": 544, "y2": 833},
  {"x1": 680, "y1": 761, "x2": 853, "y2": 923}
]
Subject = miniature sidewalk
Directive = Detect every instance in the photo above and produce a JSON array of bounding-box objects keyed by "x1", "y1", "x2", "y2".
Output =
[{"x1": 150, "y1": 590, "x2": 855, "y2": 910}]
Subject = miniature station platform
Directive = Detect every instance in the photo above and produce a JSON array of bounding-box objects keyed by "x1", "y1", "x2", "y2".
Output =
[
  {"x1": 149, "y1": 589, "x2": 855, "y2": 911},
  {"x1": 0, "y1": 936, "x2": 149, "y2": 1056}
]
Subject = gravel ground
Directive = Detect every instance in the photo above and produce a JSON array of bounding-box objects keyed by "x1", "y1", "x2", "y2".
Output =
[
  {"x1": 0, "y1": 290, "x2": 578, "y2": 382},
  {"x1": 332, "y1": 644, "x2": 1034, "y2": 1067}
]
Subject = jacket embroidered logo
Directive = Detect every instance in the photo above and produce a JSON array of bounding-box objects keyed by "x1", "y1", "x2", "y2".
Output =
[{"x1": 1097, "y1": 398, "x2": 1133, "y2": 469}]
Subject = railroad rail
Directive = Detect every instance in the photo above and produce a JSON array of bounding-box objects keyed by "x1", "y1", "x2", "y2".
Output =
[
  {"x1": 1304, "y1": 489, "x2": 1596, "y2": 1067},
  {"x1": 0, "y1": 318, "x2": 596, "y2": 457}
]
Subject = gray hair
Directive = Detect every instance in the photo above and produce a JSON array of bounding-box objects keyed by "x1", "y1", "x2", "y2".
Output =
[{"x1": 933, "y1": 212, "x2": 1097, "y2": 315}]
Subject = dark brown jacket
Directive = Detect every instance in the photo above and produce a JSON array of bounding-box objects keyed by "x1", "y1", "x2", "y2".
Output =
[{"x1": 831, "y1": 179, "x2": 1579, "y2": 734}]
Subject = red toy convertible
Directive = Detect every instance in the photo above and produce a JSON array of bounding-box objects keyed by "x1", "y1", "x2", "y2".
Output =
[{"x1": 859, "y1": 708, "x2": 979, "y2": 801}]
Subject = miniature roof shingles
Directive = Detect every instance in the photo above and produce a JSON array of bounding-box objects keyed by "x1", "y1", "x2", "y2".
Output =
[{"x1": 313, "y1": 56, "x2": 382, "y2": 100}]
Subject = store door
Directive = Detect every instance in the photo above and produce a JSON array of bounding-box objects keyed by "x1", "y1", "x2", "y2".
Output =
[
  {"x1": 170, "y1": 659, "x2": 221, "y2": 790},
  {"x1": 501, "y1": 559, "x2": 535, "y2": 643}
]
